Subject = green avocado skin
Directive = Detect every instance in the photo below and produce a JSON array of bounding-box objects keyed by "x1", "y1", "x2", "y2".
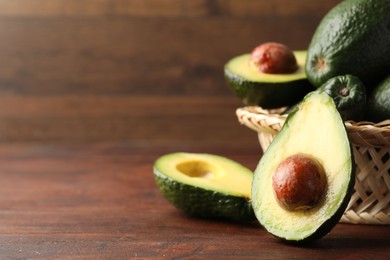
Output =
[
  {"x1": 305, "y1": 0, "x2": 390, "y2": 89},
  {"x1": 224, "y1": 68, "x2": 314, "y2": 109},
  {"x1": 367, "y1": 75, "x2": 390, "y2": 122},
  {"x1": 278, "y1": 106, "x2": 355, "y2": 245},
  {"x1": 318, "y1": 75, "x2": 367, "y2": 121},
  {"x1": 283, "y1": 75, "x2": 367, "y2": 121},
  {"x1": 292, "y1": 159, "x2": 355, "y2": 245},
  {"x1": 291, "y1": 168, "x2": 355, "y2": 245},
  {"x1": 153, "y1": 168, "x2": 255, "y2": 222},
  {"x1": 252, "y1": 92, "x2": 356, "y2": 244}
]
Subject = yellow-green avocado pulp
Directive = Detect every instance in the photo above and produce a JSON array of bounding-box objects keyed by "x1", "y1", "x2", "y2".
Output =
[
  {"x1": 224, "y1": 51, "x2": 314, "y2": 108},
  {"x1": 252, "y1": 91, "x2": 355, "y2": 243},
  {"x1": 154, "y1": 152, "x2": 255, "y2": 221}
]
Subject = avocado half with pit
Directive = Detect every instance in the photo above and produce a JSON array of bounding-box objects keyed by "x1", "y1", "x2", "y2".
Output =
[
  {"x1": 252, "y1": 91, "x2": 355, "y2": 243},
  {"x1": 224, "y1": 50, "x2": 314, "y2": 108},
  {"x1": 154, "y1": 152, "x2": 255, "y2": 221}
]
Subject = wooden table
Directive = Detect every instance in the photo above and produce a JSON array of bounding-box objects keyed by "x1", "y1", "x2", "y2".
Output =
[
  {"x1": 0, "y1": 1, "x2": 387, "y2": 258},
  {"x1": 0, "y1": 142, "x2": 388, "y2": 259}
]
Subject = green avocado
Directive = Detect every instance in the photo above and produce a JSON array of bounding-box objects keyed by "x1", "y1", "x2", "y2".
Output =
[
  {"x1": 318, "y1": 75, "x2": 367, "y2": 121},
  {"x1": 224, "y1": 51, "x2": 314, "y2": 108},
  {"x1": 252, "y1": 91, "x2": 355, "y2": 243},
  {"x1": 283, "y1": 75, "x2": 367, "y2": 121},
  {"x1": 367, "y1": 75, "x2": 390, "y2": 122},
  {"x1": 153, "y1": 152, "x2": 255, "y2": 221},
  {"x1": 305, "y1": 0, "x2": 390, "y2": 89}
]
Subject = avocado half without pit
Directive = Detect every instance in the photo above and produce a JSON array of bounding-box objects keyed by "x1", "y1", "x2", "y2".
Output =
[
  {"x1": 224, "y1": 42, "x2": 314, "y2": 108},
  {"x1": 153, "y1": 152, "x2": 255, "y2": 221},
  {"x1": 252, "y1": 91, "x2": 355, "y2": 243}
]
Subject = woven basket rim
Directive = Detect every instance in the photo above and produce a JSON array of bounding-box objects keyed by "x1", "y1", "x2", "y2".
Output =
[
  {"x1": 236, "y1": 106, "x2": 390, "y2": 147},
  {"x1": 237, "y1": 106, "x2": 390, "y2": 129},
  {"x1": 237, "y1": 106, "x2": 390, "y2": 225}
]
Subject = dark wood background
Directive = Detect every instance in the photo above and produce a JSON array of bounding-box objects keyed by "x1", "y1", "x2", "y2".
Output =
[
  {"x1": 0, "y1": 0, "x2": 340, "y2": 146},
  {"x1": 1, "y1": 2, "x2": 390, "y2": 259}
]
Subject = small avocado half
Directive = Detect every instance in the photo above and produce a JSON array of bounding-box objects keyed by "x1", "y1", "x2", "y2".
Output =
[
  {"x1": 252, "y1": 91, "x2": 355, "y2": 243},
  {"x1": 154, "y1": 152, "x2": 255, "y2": 221},
  {"x1": 224, "y1": 51, "x2": 314, "y2": 108}
]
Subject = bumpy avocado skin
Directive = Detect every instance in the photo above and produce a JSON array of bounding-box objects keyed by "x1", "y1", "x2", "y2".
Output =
[
  {"x1": 224, "y1": 69, "x2": 313, "y2": 109},
  {"x1": 367, "y1": 75, "x2": 390, "y2": 122},
  {"x1": 283, "y1": 75, "x2": 367, "y2": 121},
  {"x1": 305, "y1": 0, "x2": 390, "y2": 89},
  {"x1": 318, "y1": 75, "x2": 367, "y2": 121},
  {"x1": 153, "y1": 168, "x2": 255, "y2": 222}
]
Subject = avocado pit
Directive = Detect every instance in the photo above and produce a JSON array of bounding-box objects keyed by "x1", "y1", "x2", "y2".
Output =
[
  {"x1": 272, "y1": 153, "x2": 327, "y2": 211},
  {"x1": 249, "y1": 42, "x2": 298, "y2": 74}
]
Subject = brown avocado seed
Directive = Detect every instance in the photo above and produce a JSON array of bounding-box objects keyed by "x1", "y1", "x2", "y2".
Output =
[
  {"x1": 249, "y1": 42, "x2": 298, "y2": 74},
  {"x1": 272, "y1": 153, "x2": 327, "y2": 211}
]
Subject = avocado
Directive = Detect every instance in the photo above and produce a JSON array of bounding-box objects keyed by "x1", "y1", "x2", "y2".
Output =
[
  {"x1": 318, "y1": 75, "x2": 367, "y2": 121},
  {"x1": 252, "y1": 91, "x2": 355, "y2": 243},
  {"x1": 305, "y1": 0, "x2": 390, "y2": 89},
  {"x1": 153, "y1": 152, "x2": 255, "y2": 221},
  {"x1": 283, "y1": 75, "x2": 367, "y2": 121},
  {"x1": 367, "y1": 75, "x2": 390, "y2": 122},
  {"x1": 224, "y1": 50, "x2": 314, "y2": 108}
]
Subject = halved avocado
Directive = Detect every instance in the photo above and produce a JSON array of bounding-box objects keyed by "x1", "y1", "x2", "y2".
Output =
[
  {"x1": 252, "y1": 91, "x2": 355, "y2": 243},
  {"x1": 224, "y1": 51, "x2": 314, "y2": 108},
  {"x1": 154, "y1": 152, "x2": 255, "y2": 221}
]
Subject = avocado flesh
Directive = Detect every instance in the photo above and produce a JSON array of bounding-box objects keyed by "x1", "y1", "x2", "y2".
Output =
[
  {"x1": 224, "y1": 51, "x2": 314, "y2": 108},
  {"x1": 154, "y1": 153, "x2": 255, "y2": 221},
  {"x1": 252, "y1": 92, "x2": 354, "y2": 242},
  {"x1": 305, "y1": 0, "x2": 390, "y2": 89},
  {"x1": 227, "y1": 51, "x2": 307, "y2": 82}
]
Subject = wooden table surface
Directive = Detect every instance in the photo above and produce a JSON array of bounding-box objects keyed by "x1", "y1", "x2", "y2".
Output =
[
  {"x1": 0, "y1": 1, "x2": 388, "y2": 259},
  {"x1": 0, "y1": 142, "x2": 388, "y2": 259}
]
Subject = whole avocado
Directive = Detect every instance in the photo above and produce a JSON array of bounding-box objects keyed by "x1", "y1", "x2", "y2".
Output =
[
  {"x1": 318, "y1": 75, "x2": 367, "y2": 121},
  {"x1": 305, "y1": 0, "x2": 390, "y2": 89},
  {"x1": 283, "y1": 75, "x2": 367, "y2": 122},
  {"x1": 367, "y1": 75, "x2": 390, "y2": 122}
]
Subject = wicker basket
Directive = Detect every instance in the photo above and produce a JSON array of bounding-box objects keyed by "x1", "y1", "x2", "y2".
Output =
[{"x1": 236, "y1": 106, "x2": 390, "y2": 225}]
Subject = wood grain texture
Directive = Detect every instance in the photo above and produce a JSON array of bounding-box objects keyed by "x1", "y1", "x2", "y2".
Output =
[
  {"x1": 0, "y1": 0, "x2": 340, "y2": 17},
  {"x1": 0, "y1": 95, "x2": 260, "y2": 146},
  {"x1": 0, "y1": 1, "x2": 341, "y2": 142},
  {"x1": 0, "y1": 142, "x2": 388, "y2": 259},
  {"x1": 0, "y1": 3, "x2": 386, "y2": 258},
  {"x1": 0, "y1": 16, "x2": 320, "y2": 96}
]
